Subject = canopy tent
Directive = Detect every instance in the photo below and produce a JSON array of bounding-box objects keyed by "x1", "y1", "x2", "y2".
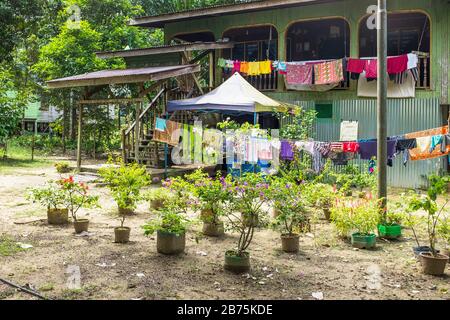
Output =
[{"x1": 167, "y1": 72, "x2": 297, "y2": 113}]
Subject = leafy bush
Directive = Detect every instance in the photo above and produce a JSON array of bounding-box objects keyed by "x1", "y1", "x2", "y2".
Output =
[
  {"x1": 54, "y1": 161, "x2": 70, "y2": 173},
  {"x1": 27, "y1": 181, "x2": 67, "y2": 210},
  {"x1": 58, "y1": 176, "x2": 99, "y2": 221},
  {"x1": 99, "y1": 161, "x2": 150, "y2": 211},
  {"x1": 142, "y1": 198, "x2": 190, "y2": 236},
  {"x1": 145, "y1": 187, "x2": 174, "y2": 207}
]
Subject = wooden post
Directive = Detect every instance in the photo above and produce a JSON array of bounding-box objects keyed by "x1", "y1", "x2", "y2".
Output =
[
  {"x1": 76, "y1": 104, "x2": 83, "y2": 170},
  {"x1": 377, "y1": 0, "x2": 388, "y2": 212},
  {"x1": 134, "y1": 103, "x2": 141, "y2": 164},
  {"x1": 209, "y1": 51, "x2": 215, "y2": 90},
  {"x1": 121, "y1": 129, "x2": 126, "y2": 163},
  {"x1": 31, "y1": 121, "x2": 37, "y2": 161}
]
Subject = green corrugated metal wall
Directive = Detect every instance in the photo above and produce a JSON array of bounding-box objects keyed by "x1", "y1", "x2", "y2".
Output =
[{"x1": 280, "y1": 98, "x2": 444, "y2": 189}]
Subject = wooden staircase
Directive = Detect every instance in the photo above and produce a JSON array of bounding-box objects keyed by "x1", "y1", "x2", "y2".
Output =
[{"x1": 121, "y1": 86, "x2": 196, "y2": 168}]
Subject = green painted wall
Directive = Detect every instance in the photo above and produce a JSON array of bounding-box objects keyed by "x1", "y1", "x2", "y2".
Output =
[{"x1": 163, "y1": 0, "x2": 449, "y2": 104}]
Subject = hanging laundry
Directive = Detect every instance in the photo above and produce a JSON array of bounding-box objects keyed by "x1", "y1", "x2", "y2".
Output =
[
  {"x1": 257, "y1": 139, "x2": 273, "y2": 161},
  {"x1": 358, "y1": 140, "x2": 397, "y2": 165},
  {"x1": 225, "y1": 60, "x2": 234, "y2": 69},
  {"x1": 203, "y1": 128, "x2": 223, "y2": 165},
  {"x1": 314, "y1": 59, "x2": 344, "y2": 85},
  {"x1": 387, "y1": 55, "x2": 408, "y2": 74},
  {"x1": 232, "y1": 61, "x2": 241, "y2": 74},
  {"x1": 330, "y1": 142, "x2": 344, "y2": 153},
  {"x1": 343, "y1": 142, "x2": 360, "y2": 153},
  {"x1": 415, "y1": 136, "x2": 432, "y2": 153},
  {"x1": 286, "y1": 63, "x2": 313, "y2": 85},
  {"x1": 260, "y1": 60, "x2": 272, "y2": 75},
  {"x1": 358, "y1": 71, "x2": 416, "y2": 98},
  {"x1": 153, "y1": 119, "x2": 182, "y2": 147},
  {"x1": 430, "y1": 135, "x2": 443, "y2": 153},
  {"x1": 217, "y1": 58, "x2": 226, "y2": 68},
  {"x1": 278, "y1": 61, "x2": 287, "y2": 75},
  {"x1": 155, "y1": 118, "x2": 167, "y2": 132},
  {"x1": 312, "y1": 142, "x2": 327, "y2": 173},
  {"x1": 280, "y1": 140, "x2": 294, "y2": 160},
  {"x1": 347, "y1": 58, "x2": 366, "y2": 74},
  {"x1": 394, "y1": 137, "x2": 417, "y2": 166},
  {"x1": 294, "y1": 141, "x2": 315, "y2": 155},
  {"x1": 407, "y1": 53, "x2": 419, "y2": 70},
  {"x1": 247, "y1": 62, "x2": 260, "y2": 76},
  {"x1": 405, "y1": 126, "x2": 450, "y2": 161},
  {"x1": 240, "y1": 61, "x2": 249, "y2": 74},
  {"x1": 331, "y1": 152, "x2": 355, "y2": 166},
  {"x1": 364, "y1": 59, "x2": 378, "y2": 79}
]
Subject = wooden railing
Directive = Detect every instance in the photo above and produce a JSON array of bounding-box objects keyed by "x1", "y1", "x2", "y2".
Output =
[
  {"x1": 222, "y1": 69, "x2": 278, "y2": 91},
  {"x1": 416, "y1": 56, "x2": 430, "y2": 89}
]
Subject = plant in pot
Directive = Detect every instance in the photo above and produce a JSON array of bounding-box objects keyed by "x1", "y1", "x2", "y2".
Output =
[
  {"x1": 330, "y1": 198, "x2": 354, "y2": 240},
  {"x1": 405, "y1": 175, "x2": 449, "y2": 275},
  {"x1": 185, "y1": 169, "x2": 233, "y2": 237},
  {"x1": 310, "y1": 183, "x2": 336, "y2": 221},
  {"x1": 99, "y1": 162, "x2": 150, "y2": 215},
  {"x1": 145, "y1": 187, "x2": 174, "y2": 211},
  {"x1": 59, "y1": 176, "x2": 99, "y2": 233},
  {"x1": 54, "y1": 161, "x2": 71, "y2": 174},
  {"x1": 222, "y1": 173, "x2": 269, "y2": 273},
  {"x1": 142, "y1": 198, "x2": 190, "y2": 255},
  {"x1": 437, "y1": 217, "x2": 450, "y2": 261},
  {"x1": 269, "y1": 182, "x2": 310, "y2": 253},
  {"x1": 378, "y1": 205, "x2": 405, "y2": 239},
  {"x1": 114, "y1": 214, "x2": 131, "y2": 244},
  {"x1": 27, "y1": 181, "x2": 69, "y2": 225},
  {"x1": 349, "y1": 200, "x2": 380, "y2": 249}
]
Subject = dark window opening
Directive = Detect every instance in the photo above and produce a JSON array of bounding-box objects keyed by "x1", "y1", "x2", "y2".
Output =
[
  {"x1": 222, "y1": 26, "x2": 278, "y2": 61},
  {"x1": 315, "y1": 103, "x2": 333, "y2": 119},
  {"x1": 359, "y1": 12, "x2": 430, "y2": 88},
  {"x1": 172, "y1": 32, "x2": 215, "y2": 44},
  {"x1": 286, "y1": 18, "x2": 350, "y2": 62}
]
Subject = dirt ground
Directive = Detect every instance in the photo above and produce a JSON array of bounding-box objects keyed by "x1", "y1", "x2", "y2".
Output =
[{"x1": 0, "y1": 162, "x2": 449, "y2": 300}]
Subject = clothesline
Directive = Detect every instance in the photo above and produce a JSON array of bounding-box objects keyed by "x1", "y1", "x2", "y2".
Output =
[{"x1": 152, "y1": 117, "x2": 450, "y2": 173}]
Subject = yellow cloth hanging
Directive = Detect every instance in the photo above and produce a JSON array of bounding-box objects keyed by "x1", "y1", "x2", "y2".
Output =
[
  {"x1": 260, "y1": 60, "x2": 272, "y2": 75},
  {"x1": 247, "y1": 62, "x2": 260, "y2": 76},
  {"x1": 240, "y1": 61, "x2": 249, "y2": 74}
]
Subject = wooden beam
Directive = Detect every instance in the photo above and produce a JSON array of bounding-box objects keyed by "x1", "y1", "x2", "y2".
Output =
[
  {"x1": 139, "y1": 79, "x2": 166, "y2": 98},
  {"x1": 76, "y1": 105, "x2": 83, "y2": 170},
  {"x1": 134, "y1": 103, "x2": 141, "y2": 164},
  {"x1": 79, "y1": 98, "x2": 146, "y2": 105},
  {"x1": 96, "y1": 42, "x2": 234, "y2": 59}
]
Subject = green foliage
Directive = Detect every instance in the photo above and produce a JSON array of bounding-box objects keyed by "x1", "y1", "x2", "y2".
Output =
[
  {"x1": 59, "y1": 176, "x2": 99, "y2": 221},
  {"x1": 27, "y1": 181, "x2": 67, "y2": 210},
  {"x1": 99, "y1": 161, "x2": 150, "y2": 210},
  {"x1": 275, "y1": 107, "x2": 317, "y2": 140},
  {"x1": 142, "y1": 198, "x2": 190, "y2": 236},
  {"x1": 54, "y1": 161, "x2": 71, "y2": 173},
  {"x1": 0, "y1": 236, "x2": 24, "y2": 257},
  {"x1": 309, "y1": 183, "x2": 337, "y2": 209},
  {"x1": 437, "y1": 217, "x2": 450, "y2": 247},
  {"x1": 145, "y1": 187, "x2": 174, "y2": 204},
  {"x1": 331, "y1": 199, "x2": 380, "y2": 237},
  {"x1": 268, "y1": 177, "x2": 311, "y2": 235},
  {"x1": 401, "y1": 174, "x2": 450, "y2": 256},
  {"x1": 222, "y1": 173, "x2": 269, "y2": 255},
  {"x1": 185, "y1": 169, "x2": 233, "y2": 222}
]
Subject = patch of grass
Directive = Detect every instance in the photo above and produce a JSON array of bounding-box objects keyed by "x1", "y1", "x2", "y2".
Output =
[
  {"x1": 39, "y1": 283, "x2": 55, "y2": 292},
  {"x1": 0, "y1": 236, "x2": 24, "y2": 256}
]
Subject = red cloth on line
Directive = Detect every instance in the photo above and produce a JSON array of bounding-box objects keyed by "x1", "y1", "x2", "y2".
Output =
[
  {"x1": 365, "y1": 59, "x2": 378, "y2": 78},
  {"x1": 387, "y1": 55, "x2": 408, "y2": 74},
  {"x1": 232, "y1": 61, "x2": 241, "y2": 74},
  {"x1": 347, "y1": 58, "x2": 366, "y2": 74},
  {"x1": 343, "y1": 142, "x2": 360, "y2": 153}
]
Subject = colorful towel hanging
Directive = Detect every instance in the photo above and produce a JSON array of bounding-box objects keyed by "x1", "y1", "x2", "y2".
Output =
[{"x1": 314, "y1": 59, "x2": 344, "y2": 85}]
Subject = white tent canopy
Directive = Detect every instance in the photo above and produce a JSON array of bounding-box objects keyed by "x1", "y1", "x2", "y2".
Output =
[{"x1": 168, "y1": 72, "x2": 295, "y2": 113}]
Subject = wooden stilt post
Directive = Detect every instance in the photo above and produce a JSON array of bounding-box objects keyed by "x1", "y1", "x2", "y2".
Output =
[
  {"x1": 377, "y1": 0, "x2": 388, "y2": 212},
  {"x1": 76, "y1": 104, "x2": 83, "y2": 170},
  {"x1": 135, "y1": 102, "x2": 141, "y2": 164}
]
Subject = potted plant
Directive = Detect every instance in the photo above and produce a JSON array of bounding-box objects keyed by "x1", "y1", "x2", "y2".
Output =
[
  {"x1": 310, "y1": 183, "x2": 336, "y2": 221},
  {"x1": 437, "y1": 217, "x2": 450, "y2": 261},
  {"x1": 350, "y1": 200, "x2": 380, "y2": 249},
  {"x1": 145, "y1": 187, "x2": 174, "y2": 211},
  {"x1": 99, "y1": 161, "x2": 150, "y2": 215},
  {"x1": 186, "y1": 170, "x2": 233, "y2": 237},
  {"x1": 27, "y1": 181, "x2": 69, "y2": 225},
  {"x1": 406, "y1": 175, "x2": 449, "y2": 275},
  {"x1": 223, "y1": 173, "x2": 269, "y2": 273},
  {"x1": 54, "y1": 161, "x2": 71, "y2": 174},
  {"x1": 142, "y1": 198, "x2": 190, "y2": 255},
  {"x1": 378, "y1": 209, "x2": 404, "y2": 239},
  {"x1": 330, "y1": 199, "x2": 354, "y2": 239},
  {"x1": 114, "y1": 214, "x2": 131, "y2": 244},
  {"x1": 59, "y1": 176, "x2": 99, "y2": 233},
  {"x1": 269, "y1": 182, "x2": 310, "y2": 253}
]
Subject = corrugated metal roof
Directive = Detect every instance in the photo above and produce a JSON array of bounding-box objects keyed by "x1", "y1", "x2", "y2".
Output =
[
  {"x1": 131, "y1": 0, "x2": 334, "y2": 28},
  {"x1": 46, "y1": 64, "x2": 200, "y2": 89}
]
